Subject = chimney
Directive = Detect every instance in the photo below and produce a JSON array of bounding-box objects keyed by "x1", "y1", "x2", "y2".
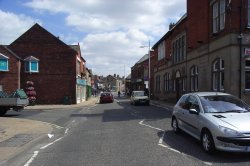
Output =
[{"x1": 169, "y1": 22, "x2": 175, "y2": 30}]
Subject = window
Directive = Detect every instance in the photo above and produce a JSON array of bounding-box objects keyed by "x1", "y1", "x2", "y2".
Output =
[
  {"x1": 186, "y1": 95, "x2": 200, "y2": 112},
  {"x1": 220, "y1": 0, "x2": 225, "y2": 30},
  {"x1": 248, "y1": 0, "x2": 250, "y2": 27},
  {"x1": 213, "y1": 2, "x2": 219, "y2": 33},
  {"x1": 245, "y1": 71, "x2": 250, "y2": 89},
  {"x1": 158, "y1": 41, "x2": 165, "y2": 60},
  {"x1": 182, "y1": 77, "x2": 186, "y2": 92},
  {"x1": 190, "y1": 66, "x2": 198, "y2": 91},
  {"x1": 178, "y1": 95, "x2": 188, "y2": 109},
  {"x1": 0, "y1": 53, "x2": 9, "y2": 71},
  {"x1": 212, "y1": 0, "x2": 225, "y2": 33},
  {"x1": 24, "y1": 56, "x2": 39, "y2": 73},
  {"x1": 164, "y1": 74, "x2": 167, "y2": 92},
  {"x1": 76, "y1": 60, "x2": 81, "y2": 77},
  {"x1": 156, "y1": 75, "x2": 161, "y2": 92},
  {"x1": 172, "y1": 34, "x2": 186, "y2": 64},
  {"x1": 164, "y1": 73, "x2": 171, "y2": 92},
  {"x1": 245, "y1": 59, "x2": 250, "y2": 89},
  {"x1": 212, "y1": 59, "x2": 224, "y2": 91}
]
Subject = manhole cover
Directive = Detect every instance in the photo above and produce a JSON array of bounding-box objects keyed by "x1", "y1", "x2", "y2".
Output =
[{"x1": 0, "y1": 134, "x2": 34, "y2": 147}]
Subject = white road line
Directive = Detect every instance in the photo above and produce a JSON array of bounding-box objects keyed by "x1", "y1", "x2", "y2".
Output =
[
  {"x1": 40, "y1": 137, "x2": 63, "y2": 150},
  {"x1": 158, "y1": 143, "x2": 181, "y2": 154},
  {"x1": 23, "y1": 151, "x2": 39, "y2": 166},
  {"x1": 42, "y1": 122, "x2": 63, "y2": 129},
  {"x1": 158, "y1": 131, "x2": 165, "y2": 144},
  {"x1": 64, "y1": 128, "x2": 69, "y2": 134},
  {"x1": 158, "y1": 143, "x2": 213, "y2": 166},
  {"x1": 139, "y1": 120, "x2": 164, "y2": 131}
]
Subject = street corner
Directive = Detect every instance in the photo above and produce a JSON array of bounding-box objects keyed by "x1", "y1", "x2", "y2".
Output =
[
  {"x1": 0, "y1": 117, "x2": 53, "y2": 162},
  {"x1": 0, "y1": 117, "x2": 53, "y2": 143}
]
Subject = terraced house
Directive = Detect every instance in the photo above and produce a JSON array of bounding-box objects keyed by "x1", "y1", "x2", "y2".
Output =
[
  {"x1": 0, "y1": 23, "x2": 90, "y2": 104},
  {"x1": 132, "y1": 0, "x2": 250, "y2": 103}
]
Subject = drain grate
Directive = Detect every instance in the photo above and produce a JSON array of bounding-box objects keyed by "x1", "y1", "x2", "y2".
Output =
[{"x1": 0, "y1": 134, "x2": 34, "y2": 147}]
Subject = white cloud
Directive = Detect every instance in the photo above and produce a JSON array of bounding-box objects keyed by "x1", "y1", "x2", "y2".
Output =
[
  {"x1": 81, "y1": 30, "x2": 149, "y2": 76},
  {"x1": 0, "y1": 10, "x2": 40, "y2": 44},
  {"x1": 25, "y1": 0, "x2": 186, "y2": 34},
  {"x1": 0, "y1": 0, "x2": 186, "y2": 77}
]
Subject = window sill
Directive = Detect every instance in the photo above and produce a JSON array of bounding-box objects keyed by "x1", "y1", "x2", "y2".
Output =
[
  {"x1": 0, "y1": 70, "x2": 9, "y2": 72},
  {"x1": 25, "y1": 71, "x2": 39, "y2": 73}
]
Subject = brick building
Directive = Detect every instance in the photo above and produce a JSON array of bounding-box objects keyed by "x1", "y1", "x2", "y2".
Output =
[
  {"x1": 131, "y1": 54, "x2": 149, "y2": 91},
  {"x1": 0, "y1": 45, "x2": 21, "y2": 94},
  {"x1": 132, "y1": 0, "x2": 250, "y2": 103},
  {"x1": 1, "y1": 23, "x2": 89, "y2": 104}
]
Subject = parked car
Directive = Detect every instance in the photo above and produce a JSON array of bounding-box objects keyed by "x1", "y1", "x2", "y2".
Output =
[
  {"x1": 99, "y1": 92, "x2": 114, "y2": 103},
  {"x1": 130, "y1": 90, "x2": 149, "y2": 105},
  {"x1": 0, "y1": 89, "x2": 29, "y2": 116},
  {"x1": 171, "y1": 92, "x2": 250, "y2": 153}
]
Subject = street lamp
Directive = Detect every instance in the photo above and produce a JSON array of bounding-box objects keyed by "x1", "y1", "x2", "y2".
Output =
[{"x1": 140, "y1": 40, "x2": 152, "y2": 99}]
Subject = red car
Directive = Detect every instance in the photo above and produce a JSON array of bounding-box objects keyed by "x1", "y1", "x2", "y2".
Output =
[{"x1": 99, "y1": 92, "x2": 114, "y2": 103}]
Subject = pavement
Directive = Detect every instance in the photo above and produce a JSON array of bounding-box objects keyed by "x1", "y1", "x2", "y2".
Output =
[
  {"x1": 0, "y1": 96, "x2": 174, "y2": 163},
  {"x1": 0, "y1": 97, "x2": 99, "y2": 164}
]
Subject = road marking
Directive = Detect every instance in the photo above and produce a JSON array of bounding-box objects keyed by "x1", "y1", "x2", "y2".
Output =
[
  {"x1": 158, "y1": 143, "x2": 181, "y2": 153},
  {"x1": 65, "y1": 128, "x2": 69, "y2": 134},
  {"x1": 40, "y1": 137, "x2": 63, "y2": 150},
  {"x1": 23, "y1": 151, "x2": 39, "y2": 166},
  {"x1": 158, "y1": 135, "x2": 213, "y2": 166},
  {"x1": 139, "y1": 120, "x2": 164, "y2": 131},
  {"x1": 42, "y1": 122, "x2": 63, "y2": 129},
  {"x1": 158, "y1": 131, "x2": 165, "y2": 144}
]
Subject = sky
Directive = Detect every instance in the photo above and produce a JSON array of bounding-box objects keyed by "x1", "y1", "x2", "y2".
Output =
[{"x1": 0, "y1": 0, "x2": 186, "y2": 77}]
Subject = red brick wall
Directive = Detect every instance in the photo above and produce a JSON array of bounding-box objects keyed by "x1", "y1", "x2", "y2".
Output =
[
  {"x1": 9, "y1": 24, "x2": 77, "y2": 104},
  {"x1": 187, "y1": 0, "x2": 209, "y2": 51},
  {"x1": 0, "y1": 46, "x2": 20, "y2": 94}
]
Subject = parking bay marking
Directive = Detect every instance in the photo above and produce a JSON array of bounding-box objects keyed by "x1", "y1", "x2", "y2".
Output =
[
  {"x1": 158, "y1": 131, "x2": 213, "y2": 166},
  {"x1": 139, "y1": 120, "x2": 164, "y2": 131},
  {"x1": 139, "y1": 120, "x2": 213, "y2": 166}
]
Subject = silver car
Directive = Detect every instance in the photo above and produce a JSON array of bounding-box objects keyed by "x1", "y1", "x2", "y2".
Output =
[
  {"x1": 130, "y1": 91, "x2": 149, "y2": 105},
  {"x1": 172, "y1": 92, "x2": 250, "y2": 153}
]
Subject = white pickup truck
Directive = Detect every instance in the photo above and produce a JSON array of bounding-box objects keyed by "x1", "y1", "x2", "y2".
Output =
[{"x1": 0, "y1": 89, "x2": 29, "y2": 116}]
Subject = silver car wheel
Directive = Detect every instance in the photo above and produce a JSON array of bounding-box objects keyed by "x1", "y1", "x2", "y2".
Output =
[
  {"x1": 202, "y1": 134, "x2": 209, "y2": 151},
  {"x1": 202, "y1": 131, "x2": 215, "y2": 153},
  {"x1": 172, "y1": 118, "x2": 179, "y2": 133}
]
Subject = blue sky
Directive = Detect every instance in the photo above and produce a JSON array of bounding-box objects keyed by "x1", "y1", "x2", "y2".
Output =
[{"x1": 0, "y1": 0, "x2": 186, "y2": 77}]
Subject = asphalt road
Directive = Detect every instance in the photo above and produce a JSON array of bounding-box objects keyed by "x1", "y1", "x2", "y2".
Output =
[{"x1": 4, "y1": 97, "x2": 250, "y2": 166}]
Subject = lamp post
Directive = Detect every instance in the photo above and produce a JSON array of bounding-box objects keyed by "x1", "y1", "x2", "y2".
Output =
[{"x1": 140, "y1": 40, "x2": 151, "y2": 99}]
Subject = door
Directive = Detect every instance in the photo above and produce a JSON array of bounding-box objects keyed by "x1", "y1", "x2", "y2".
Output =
[{"x1": 183, "y1": 95, "x2": 201, "y2": 139}]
